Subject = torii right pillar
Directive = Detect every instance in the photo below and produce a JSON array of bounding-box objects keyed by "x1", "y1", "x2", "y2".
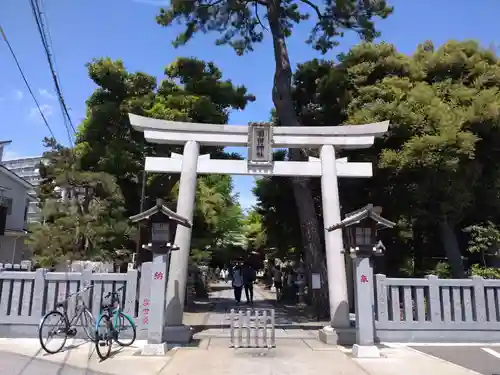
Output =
[{"x1": 318, "y1": 144, "x2": 353, "y2": 345}]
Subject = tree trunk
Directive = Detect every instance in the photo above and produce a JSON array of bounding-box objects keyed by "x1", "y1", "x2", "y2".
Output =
[
  {"x1": 267, "y1": 1, "x2": 329, "y2": 313},
  {"x1": 412, "y1": 223, "x2": 424, "y2": 276},
  {"x1": 439, "y1": 218, "x2": 465, "y2": 278}
]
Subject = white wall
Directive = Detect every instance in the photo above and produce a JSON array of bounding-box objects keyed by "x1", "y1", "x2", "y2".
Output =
[{"x1": 0, "y1": 171, "x2": 30, "y2": 231}]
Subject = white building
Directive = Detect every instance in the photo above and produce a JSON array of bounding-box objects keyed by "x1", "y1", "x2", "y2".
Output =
[
  {"x1": 0, "y1": 144, "x2": 43, "y2": 223},
  {"x1": 0, "y1": 161, "x2": 34, "y2": 264}
]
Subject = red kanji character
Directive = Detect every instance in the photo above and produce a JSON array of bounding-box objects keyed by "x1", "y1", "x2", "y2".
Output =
[
  {"x1": 360, "y1": 275, "x2": 369, "y2": 283},
  {"x1": 154, "y1": 272, "x2": 164, "y2": 280},
  {"x1": 143, "y1": 299, "x2": 150, "y2": 307},
  {"x1": 143, "y1": 316, "x2": 149, "y2": 324}
]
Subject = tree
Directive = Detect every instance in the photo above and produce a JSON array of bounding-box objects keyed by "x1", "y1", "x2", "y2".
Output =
[
  {"x1": 29, "y1": 138, "x2": 134, "y2": 268},
  {"x1": 243, "y1": 209, "x2": 267, "y2": 253},
  {"x1": 76, "y1": 57, "x2": 255, "y2": 263},
  {"x1": 288, "y1": 41, "x2": 500, "y2": 278},
  {"x1": 156, "y1": 0, "x2": 393, "y2": 307},
  {"x1": 77, "y1": 57, "x2": 254, "y2": 216},
  {"x1": 172, "y1": 173, "x2": 244, "y2": 260},
  {"x1": 344, "y1": 41, "x2": 500, "y2": 277},
  {"x1": 253, "y1": 151, "x2": 302, "y2": 261}
]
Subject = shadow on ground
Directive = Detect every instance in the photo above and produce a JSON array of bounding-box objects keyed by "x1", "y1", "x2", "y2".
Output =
[{"x1": 12, "y1": 338, "x2": 96, "y2": 375}]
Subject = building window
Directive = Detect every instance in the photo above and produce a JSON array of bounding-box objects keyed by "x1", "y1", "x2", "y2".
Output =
[
  {"x1": 24, "y1": 199, "x2": 29, "y2": 222},
  {"x1": 1, "y1": 198, "x2": 13, "y2": 215}
]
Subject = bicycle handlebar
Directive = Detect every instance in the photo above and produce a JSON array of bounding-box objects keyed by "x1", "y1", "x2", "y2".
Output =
[
  {"x1": 103, "y1": 285, "x2": 124, "y2": 300},
  {"x1": 57, "y1": 285, "x2": 93, "y2": 305}
]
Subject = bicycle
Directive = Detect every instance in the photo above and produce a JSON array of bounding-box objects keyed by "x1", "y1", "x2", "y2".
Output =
[
  {"x1": 38, "y1": 285, "x2": 96, "y2": 354},
  {"x1": 94, "y1": 285, "x2": 137, "y2": 360}
]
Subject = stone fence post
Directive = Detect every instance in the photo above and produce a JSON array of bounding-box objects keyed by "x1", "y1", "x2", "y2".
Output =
[{"x1": 350, "y1": 246, "x2": 382, "y2": 358}]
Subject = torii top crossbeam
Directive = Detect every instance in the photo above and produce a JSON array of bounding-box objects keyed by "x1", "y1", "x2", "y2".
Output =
[{"x1": 128, "y1": 114, "x2": 389, "y2": 149}]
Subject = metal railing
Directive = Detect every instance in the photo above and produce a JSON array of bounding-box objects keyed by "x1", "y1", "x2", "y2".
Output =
[{"x1": 229, "y1": 308, "x2": 275, "y2": 348}]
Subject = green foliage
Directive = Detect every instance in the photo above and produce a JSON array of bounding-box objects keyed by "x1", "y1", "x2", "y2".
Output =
[
  {"x1": 258, "y1": 39, "x2": 500, "y2": 278},
  {"x1": 157, "y1": 0, "x2": 393, "y2": 55},
  {"x1": 471, "y1": 264, "x2": 500, "y2": 279},
  {"x1": 430, "y1": 262, "x2": 453, "y2": 279},
  {"x1": 463, "y1": 221, "x2": 500, "y2": 254},
  {"x1": 243, "y1": 209, "x2": 267, "y2": 252},
  {"x1": 76, "y1": 57, "x2": 255, "y2": 213},
  {"x1": 29, "y1": 140, "x2": 135, "y2": 267},
  {"x1": 173, "y1": 174, "x2": 244, "y2": 258},
  {"x1": 342, "y1": 41, "x2": 500, "y2": 277},
  {"x1": 76, "y1": 57, "x2": 254, "y2": 262},
  {"x1": 252, "y1": 150, "x2": 302, "y2": 261},
  {"x1": 33, "y1": 56, "x2": 254, "y2": 267}
]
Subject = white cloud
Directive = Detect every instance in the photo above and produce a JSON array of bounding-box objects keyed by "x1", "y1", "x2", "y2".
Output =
[
  {"x1": 14, "y1": 90, "x2": 24, "y2": 100},
  {"x1": 38, "y1": 88, "x2": 56, "y2": 100},
  {"x1": 28, "y1": 104, "x2": 53, "y2": 120}
]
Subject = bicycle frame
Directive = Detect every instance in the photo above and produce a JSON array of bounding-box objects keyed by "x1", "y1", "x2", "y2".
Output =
[
  {"x1": 95, "y1": 288, "x2": 136, "y2": 331},
  {"x1": 39, "y1": 285, "x2": 94, "y2": 332},
  {"x1": 66, "y1": 294, "x2": 92, "y2": 327}
]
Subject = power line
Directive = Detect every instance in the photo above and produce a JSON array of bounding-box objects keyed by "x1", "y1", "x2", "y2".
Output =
[
  {"x1": 0, "y1": 25, "x2": 56, "y2": 140},
  {"x1": 29, "y1": 0, "x2": 76, "y2": 146}
]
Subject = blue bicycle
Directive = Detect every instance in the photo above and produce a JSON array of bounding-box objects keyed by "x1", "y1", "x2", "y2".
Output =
[{"x1": 94, "y1": 286, "x2": 136, "y2": 360}]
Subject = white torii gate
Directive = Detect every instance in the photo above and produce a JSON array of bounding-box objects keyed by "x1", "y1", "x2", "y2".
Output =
[{"x1": 129, "y1": 113, "x2": 389, "y2": 344}]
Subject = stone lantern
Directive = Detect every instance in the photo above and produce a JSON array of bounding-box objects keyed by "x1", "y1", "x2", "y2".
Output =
[
  {"x1": 326, "y1": 204, "x2": 395, "y2": 358},
  {"x1": 327, "y1": 204, "x2": 394, "y2": 252},
  {"x1": 129, "y1": 198, "x2": 192, "y2": 355}
]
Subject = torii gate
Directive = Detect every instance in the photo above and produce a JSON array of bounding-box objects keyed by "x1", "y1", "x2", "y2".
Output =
[{"x1": 129, "y1": 113, "x2": 389, "y2": 344}]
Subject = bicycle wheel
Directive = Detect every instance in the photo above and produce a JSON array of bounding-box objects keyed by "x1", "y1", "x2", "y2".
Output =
[
  {"x1": 80, "y1": 309, "x2": 96, "y2": 341},
  {"x1": 94, "y1": 314, "x2": 113, "y2": 360},
  {"x1": 38, "y1": 310, "x2": 68, "y2": 354},
  {"x1": 114, "y1": 312, "x2": 136, "y2": 347}
]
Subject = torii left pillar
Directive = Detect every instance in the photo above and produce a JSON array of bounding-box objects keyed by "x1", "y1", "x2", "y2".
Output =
[
  {"x1": 164, "y1": 140, "x2": 199, "y2": 343},
  {"x1": 318, "y1": 145, "x2": 351, "y2": 345}
]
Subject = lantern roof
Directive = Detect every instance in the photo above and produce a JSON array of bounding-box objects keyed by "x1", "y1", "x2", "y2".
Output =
[
  {"x1": 129, "y1": 198, "x2": 192, "y2": 228},
  {"x1": 326, "y1": 204, "x2": 395, "y2": 232}
]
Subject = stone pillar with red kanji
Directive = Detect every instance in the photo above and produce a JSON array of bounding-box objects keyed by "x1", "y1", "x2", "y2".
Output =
[
  {"x1": 148, "y1": 251, "x2": 169, "y2": 346},
  {"x1": 350, "y1": 247, "x2": 380, "y2": 358}
]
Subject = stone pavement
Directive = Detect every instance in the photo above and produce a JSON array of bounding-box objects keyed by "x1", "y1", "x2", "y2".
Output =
[
  {"x1": 191, "y1": 282, "x2": 327, "y2": 340},
  {"x1": 0, "y1": 338, "x2": 481, "y2": 375},
  {"x1": 0, "y1": 350, "x2": 111, "y2": 375},
  {"x1": 0, "y1": 282, "x2": 482, "y2": 375}
]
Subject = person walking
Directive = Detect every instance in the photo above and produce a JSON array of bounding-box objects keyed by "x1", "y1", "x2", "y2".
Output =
[
  {"x1": 231, "y1": 261, "x2": 244, "y2": 303},
  {"x1": 273, "y1": 265, "x2": 283, "y2": 301},
  {"x1": 242, "y1": 262, "x2": 256, "y2": 304}
]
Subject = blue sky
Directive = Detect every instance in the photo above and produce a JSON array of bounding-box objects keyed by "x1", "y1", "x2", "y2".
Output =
[{"x1": 0, "y1": 0, "x2": 498, "y2": 210}]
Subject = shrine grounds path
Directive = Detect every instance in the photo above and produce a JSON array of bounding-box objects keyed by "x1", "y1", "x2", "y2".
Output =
[{"x1": 0, "y1": 282, "x2": 485, "y2": 375}]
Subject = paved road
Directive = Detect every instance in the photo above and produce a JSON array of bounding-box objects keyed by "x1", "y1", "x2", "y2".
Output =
[
  {"x1": 411, "y1": 345, "x2": 500, "y2": 375},
  {"x1": 0, "y1": 350, "x2": 111, "y2": 375}
]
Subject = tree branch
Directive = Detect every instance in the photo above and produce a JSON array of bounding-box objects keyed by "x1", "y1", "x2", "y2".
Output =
[
  {"x1": 298, "y1": 0, "x2": 323, "y2": 19},
  {"x1": 254, "y1": 1, "x2": 269, "y2": 31},
  {"x1": 204, "y1": 0, "x2": 226, "y2": 7}
]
